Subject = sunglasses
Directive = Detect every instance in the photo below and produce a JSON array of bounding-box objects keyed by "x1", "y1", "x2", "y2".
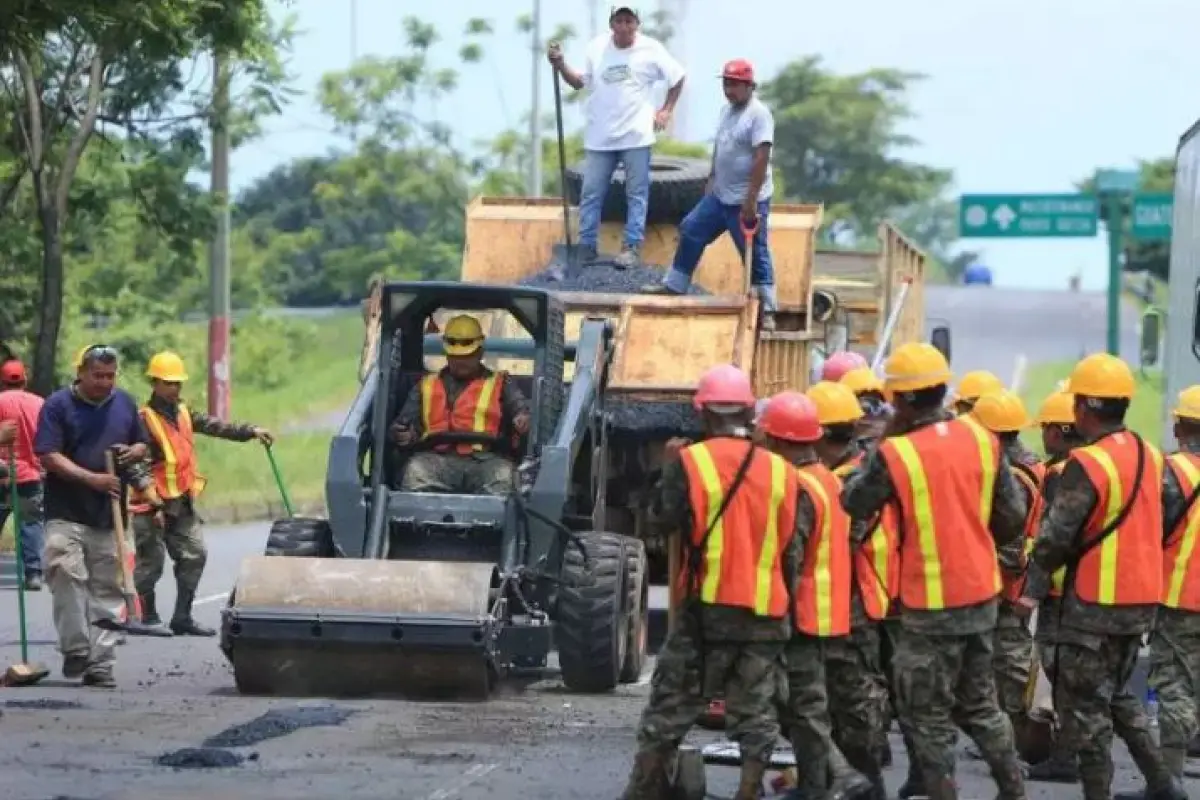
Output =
[{"x1": 81, "y1": 344, "x2": 119, "y2": 364}]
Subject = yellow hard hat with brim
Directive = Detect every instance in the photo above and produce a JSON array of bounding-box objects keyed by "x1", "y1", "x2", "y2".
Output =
[
  {"x1": 1173, "y1": 385, "x2": 1200, "y2": 421},
  {"x1": 443, "y1": 314, "x2": 485, "y2": 357},
  {"x1": 146, "y1": 351, "x2": 188, "y2": 382},
  {"x1": 971, "y1": 390, "x2": 1030, "y2": 433},
  {"x1": 1066, "y1": 353, "x2": 1135, "y2": 400}
]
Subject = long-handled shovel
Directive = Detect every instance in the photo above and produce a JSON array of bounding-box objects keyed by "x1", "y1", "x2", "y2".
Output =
[
  {"x1": 1, "y1": 450, "x2": 48, "y2": 686},
  {"x1": 263, "y1": 443, "x2": 294, "y2": 518},
  {"x1": 102, "y1": 450, "x2": 171, "y2": 637},
  {"x1": 546, "y1": 65, "x2": 587, "y2": 281}
]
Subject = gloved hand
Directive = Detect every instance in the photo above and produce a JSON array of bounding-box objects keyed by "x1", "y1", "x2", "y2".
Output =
[{"x1": 390, "y1": 422, "x2": 416, "y2": 447}]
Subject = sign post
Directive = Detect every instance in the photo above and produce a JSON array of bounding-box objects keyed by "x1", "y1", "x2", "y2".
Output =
[{"x1": 1094, "y1": 170, "x2": 1140, "y2": 356}]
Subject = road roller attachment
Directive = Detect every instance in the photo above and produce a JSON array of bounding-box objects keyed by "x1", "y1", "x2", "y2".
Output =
[{"x1": 221, "y1": 282, "x2": 650, "y2": 699}]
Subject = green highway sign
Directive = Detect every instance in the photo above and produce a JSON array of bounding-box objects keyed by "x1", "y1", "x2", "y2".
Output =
[
  {"x1": 958, "y1": 194, "x2": 1099, "y2": 238},
  {"x1": 1131, "y1": 193, "x2": 1173, "y2": 241}
]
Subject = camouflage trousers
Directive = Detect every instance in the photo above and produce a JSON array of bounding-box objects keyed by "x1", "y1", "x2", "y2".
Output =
[
  {"x1": 1053, "y1": 634, "x2": 1173, "y2": 800},
  {"x1": 893, "y1": 626, "x2": 1025, "y2": 799},
  {"x1": 132, "y1": 508, "x2": 206, "y2": 595},
  {"x1": 1148, "y1": 610, "x2": 1200, "y2": 771},
  {"x1": 780, "y1": 633, "x2": 853, "y2": 798},
  {"x1": 400, "y1": 452, "x2": 517, "y2": 496},
  {"x1": 827, "y1": 622, "x2": 887, "y2": 778},
  {"x1": 993, "y1": 603, "x2": 1033, "y2": 718},
  {"x1": 635, "y1": 616, "x2": 784, "y2": 765}
]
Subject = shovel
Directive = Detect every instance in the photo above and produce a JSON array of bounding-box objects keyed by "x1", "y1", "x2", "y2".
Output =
[
  {"x1": 545, "y1": 66, "x2": 587, "y2": 281},
  {"x1": 1, "y1": 450, "x2": 49, "y2": 686},
  {"x1": 263, "y1": 443, "x2": 294, "y2": 518},
  {"x1": 102, "y1": 449, "x2": 172, "y2": 637}
]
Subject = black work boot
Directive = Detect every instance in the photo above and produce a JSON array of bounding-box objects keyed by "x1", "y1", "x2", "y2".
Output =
[
  {"x1": 139, "y1": 590, "x2": 162, "y2": 625},
  {"x1": 169, "y1": 589, "x2": 215, "y2": 636},
  {"x1": 734, "y1": 758, "x2": 767, "y2": 800},
  {"x1": 897, "y1": 761, "x2": 927, "y2": 799},
  {"x1": 619, "y1": 748, "x2": 669, "y2": 800},
  {"x1": 1025, "y1": 749, "x2": 1080, "y2": 783}
]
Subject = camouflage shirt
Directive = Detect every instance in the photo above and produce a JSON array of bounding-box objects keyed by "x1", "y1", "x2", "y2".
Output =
[
  {"x1": 1160, "y1": 441, "x2": 1200, "y2": 634},
  {"x1": 647, "y1": 440, "x2": 808, "y2": 642},
  {"x1": 1025, "y1": 424, "x2": 1159, "y2": 640},
  {"x1": 841, "y1": 407, "x2": 1028, "y2": 635},
  {"x1": 394, "y1": 367, "x2": 529, "y2": 436}
]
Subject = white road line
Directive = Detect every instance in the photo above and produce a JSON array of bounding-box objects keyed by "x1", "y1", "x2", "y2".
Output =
[
  {"x1": 1009, "y1": 353, "x2": 1028, "y2": 395},
  {"x1": 423, "y1": 762, "x2": 498, "y2": 800},
  {"x1": 195, "y1": 592, "x2": 228, "y2": 607}
]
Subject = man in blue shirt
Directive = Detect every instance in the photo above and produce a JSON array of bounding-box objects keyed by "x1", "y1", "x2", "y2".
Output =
[{"x1": 34, "y1": 344, "x2": 162, "y2": 688}]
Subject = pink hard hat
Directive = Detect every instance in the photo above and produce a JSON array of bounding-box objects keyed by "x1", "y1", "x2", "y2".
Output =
[
  {"x1": 694, "y1": 364, "x2": 756, "y2": 411},
  {"x1": 821, "y1": 351, "x2": 868, "y2": 383},
  {"x1": 758, "y1": 392, "x2": 822, "y2": 443}
]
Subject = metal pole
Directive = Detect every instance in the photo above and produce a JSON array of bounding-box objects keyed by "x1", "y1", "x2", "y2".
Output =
[
  {"x1": 1104, "y1": 199, "x2": 1124, "y2": 356},
  {"x1": 529, "y1": 0, "x2": 543, "y2": 197},
  {"x1": 207, "y1": 52, "x2": 232, "y2": 420}
]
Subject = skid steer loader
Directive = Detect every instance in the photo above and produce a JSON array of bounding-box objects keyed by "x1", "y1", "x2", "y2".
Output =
[{"x1": 220, "y1": 282, "x2": 650, "y2": 698}]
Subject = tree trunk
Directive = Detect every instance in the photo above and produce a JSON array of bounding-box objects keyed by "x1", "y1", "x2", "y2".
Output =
[{"x1": 30, "y1": 180, "x2": 63, "y2": 397}]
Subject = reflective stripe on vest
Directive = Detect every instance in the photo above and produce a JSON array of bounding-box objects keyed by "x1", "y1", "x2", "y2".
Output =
[
  {"x1": 1070, "y1": 433, "x2": 1164, "y2": 606},
  {"x1": 1164, "y1": 452, "x2": 1200, "y2": 610},
  {"x1": 419, "y1": 372, "x2": 504, "y2": 454},
  {"x1": 795, "y1": 464, "x2": 852, "y2": 637},
  {"x1": 1044, "y1": 459, "x2": 1068, "y2": 596},
  {"x1": 680, "y1": 438, "x2": 799, "y2": 617},
  {"x1": 833, "y1": 455, "x2": 897, "y2": 620},
  {"x1": 880, "y1": 415, "x2": 1002, "y2": 611},
  {"x1": 139, "y1": 404, "x2": 204, "y2": 501},
  {"x1": 1002, "y1": 465, "x2": 1043, "y2": 603}
]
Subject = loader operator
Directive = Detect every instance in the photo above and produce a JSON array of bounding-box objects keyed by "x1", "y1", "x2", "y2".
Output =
[
  {"x1": 841, "y1": 342, "x2": 1029, "y2": 800},
  {"x1": 390, "y1": 315, "x2": 531, "y2": 496},
  {"x1": 1017, "y1": 353, "x2": 1185, "y2": 800},
  {"x1": 620, "y1": 365, "x2": 802, "y2": 800},
  {"x1": 129, "y1": 351, "x2": 273, "y2": 637}
]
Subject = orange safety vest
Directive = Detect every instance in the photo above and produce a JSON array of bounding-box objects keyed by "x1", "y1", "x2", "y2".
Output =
[
  {"x1": 879, "y1": 415, "x2": 1003, "y2": 611},
  {"x1": 131, "y1": 404, "x2": 207, "y2": 513},
  {"x1": 1002, "y1": 462, "x2": 1044, "y2": 603},
  {"x1": 794, "y1": 462, "x2": 853, "y2": 636},
  {"x1": 1069, "y1": 432, "x2": 1164, "y2": 606},
  {"x1": 1163, "y1": 452, "x2": 1200, "y2": 611},
  {"x1": 679, "y1": 437, "x2": 800, "y2": 618},
  {"x1": 419, "y1": 371, "x2": 505, "y2": 454},
  {"x1": 1043, "y1": 460, "x2": 1068, "y2": 597},
  {"x1": 833, "y1": 457, "x2": 899, "y2": 621}
]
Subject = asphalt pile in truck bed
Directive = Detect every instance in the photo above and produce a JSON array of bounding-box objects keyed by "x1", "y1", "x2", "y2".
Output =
[{"x1": 521, "y1": 258, "x2": 708, "y2": 440}]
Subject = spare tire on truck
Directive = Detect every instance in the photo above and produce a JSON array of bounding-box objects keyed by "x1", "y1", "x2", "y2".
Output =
[{"x1": 564, "y1": 155, "x2": 709, "y2": 227}]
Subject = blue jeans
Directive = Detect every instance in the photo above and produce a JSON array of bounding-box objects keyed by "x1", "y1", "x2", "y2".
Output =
[
  {"x1": 577, "y1": 146, "x2": 653, "y2": 250},
  {"x1": 665, "y1": 195, "x2": 776, "y2": 311},
  {"x1": 0, "y1": 481, "x2": 45, "y2": 575}
]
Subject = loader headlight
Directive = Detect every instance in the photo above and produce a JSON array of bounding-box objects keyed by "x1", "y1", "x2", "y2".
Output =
[{"x1": 811, "y1": 290, "x2": 837, "y2": 324}]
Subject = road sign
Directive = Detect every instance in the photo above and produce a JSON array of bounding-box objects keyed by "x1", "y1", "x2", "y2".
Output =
[
  {"x1": 1131, "y1": 193, "x2": 1173, "y2": 241},
  {"x1": 958, "y1": 194, "x2": 1099, "y2": 238},
  {"x1": 1095, "y1": 169, "x2": 1140, "y2": 194}
]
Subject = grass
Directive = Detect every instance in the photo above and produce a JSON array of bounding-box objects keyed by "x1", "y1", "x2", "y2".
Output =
[
  {"x1": 1018, "y1": 359, "x2": 1165, "y2": 455},
  {"x1": 2, "y1": 310, "x2": 363, "y2": 548}
]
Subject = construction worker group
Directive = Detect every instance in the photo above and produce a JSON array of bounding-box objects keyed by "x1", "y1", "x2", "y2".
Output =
[{"x1": 622, "y1": 345, "x2": 1197, "y2": 800}]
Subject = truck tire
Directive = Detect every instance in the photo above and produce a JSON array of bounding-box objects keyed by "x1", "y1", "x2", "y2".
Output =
[
  {"x1": 564, "y1": 156, "x2": 710, "y2": 227},
  {"x1": 556, "y1": 531, "x2": 631, "y2": 693},
  {"x1": 619, "y1": 537, "x2": 649, "y2": 683},
  {"x1": 262, "y1": 517, "x2": 335, "y2": 558}
]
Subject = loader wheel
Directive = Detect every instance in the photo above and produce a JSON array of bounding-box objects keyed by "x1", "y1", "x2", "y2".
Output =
[
  {"x1": 263, "y1": 517, "x2": 335, "y2": 558},
  {"x1": 619, "y1": 537, "x2": 649, "y2": 683},
  {"x1": 556, "y1": 531, "x2": 631, "y2": 693},
  {"x1": 563, "y1": 156, "x2": 710, "y2": 226}
]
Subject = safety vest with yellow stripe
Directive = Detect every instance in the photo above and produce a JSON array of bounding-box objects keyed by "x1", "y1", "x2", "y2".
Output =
[
  {"x1": 879, "y1": 415, "x2": 1002, "y2": 611},
  {"x1": 833, "y1": 458, "x2": 899, "y2": 621},
  {"x1": 134, "y1": 404, "x2": 207, "y2": 510},
  {"x1": 420, "y1": 370, "x2": 505, "y2": 454},
  {"x1": 1163, "y1": 451, "x2": 1200, "y2": 611},
  {"x1": 794, "y1": 462, "x2": 852, "y2": 636},
  {"x1": 679, "y1": 437, "x2": 800, "y2": 618},
  {"x1": 1002, "y1": 461, "x2": 1045, "y2": 603},
  {"x1": 1070, "y1": 432, "x2": 1163, "y2": 606}
]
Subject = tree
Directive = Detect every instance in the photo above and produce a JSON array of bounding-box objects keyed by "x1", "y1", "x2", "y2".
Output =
[
  {"x1": 1077, "y1": 159, "x2": 1172, "y2": 282},
  {"x1": 761, "y1": 57, "x2": 952, "y2": 245},
  {"x1": 1, "y1": 1, "x2": 291, "y2": 393}
]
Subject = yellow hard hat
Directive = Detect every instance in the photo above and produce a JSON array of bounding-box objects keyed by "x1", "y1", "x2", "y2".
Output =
[
  {"x1": 806, "y1": 380, "x2": 864, "y2": 426},
  {"x1": 953, "y1": 370, "x2": 1005, "y2": 403},
  {"x1": 1036, "y1": 390, "x2": 1076, "y2": 425},
  {"x1": 1066, "y1": 353, "x2": 1136, "y2": 400},
  {"x1": 443, "y1": 314, "x2": 485, "y2": 357},
  {"x1": 882, "y1": 343, "x2": 952, "y2": 394},
  {"x1": 74, "y1": 344, "x2": 119, "y2": 369},
  {"x1": 971, "y1": 390, "x2": 1030, "y2": 433},
  {"x1": 1172, "y1": 385, "x2": 1200, "y2": 421},
  {"x1": 146, "y1": 351, "x2": 188, "y2": 382},
  {"x1": 840, "y1": 366, "x2": 884, "y2": 396}
]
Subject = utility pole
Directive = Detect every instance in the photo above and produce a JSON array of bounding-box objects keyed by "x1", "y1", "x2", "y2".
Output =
[
  {"x1": 528, "y1": 0, "x2": 543, "y2": 197},
  {"x1": 207, "y1": 52, "x2": 232, "y2": 420}
]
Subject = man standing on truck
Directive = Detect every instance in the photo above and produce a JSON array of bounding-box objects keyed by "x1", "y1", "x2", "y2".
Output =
[
  {"x1": 546, "y1": 6, "x2": 686, "y2": 269},
  {"x1": 391, "y1": 315, "x2": 531, "y2": 496},
  {"x1": 644, "y1": 59, "x2": 779, "y2": 330},
  {"x1": 0, "y1": 358, "x2": 46, "y2": 590}
]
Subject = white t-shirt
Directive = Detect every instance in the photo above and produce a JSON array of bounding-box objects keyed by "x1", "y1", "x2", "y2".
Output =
[{"x1": 580, "y1": 34, "x2": 685, "y2": 152}]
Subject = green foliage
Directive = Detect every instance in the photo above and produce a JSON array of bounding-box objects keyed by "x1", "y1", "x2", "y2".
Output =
[{"x1": 1075, "y1": 159, "x2": 1173, "y2": 281}]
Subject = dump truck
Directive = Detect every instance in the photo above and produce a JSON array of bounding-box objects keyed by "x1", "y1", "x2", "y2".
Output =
[{"x1": 220, "y1": 158, "x2": 940, "y2": 699}]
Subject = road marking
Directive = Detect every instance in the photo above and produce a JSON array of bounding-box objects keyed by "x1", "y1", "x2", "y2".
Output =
[
  {"x1": 423, "y1": 762, "x2": 497, "y2": 800},
  {"x1": 1009, "y1": 353, "x2": 1027, "y2": 395},
  {"x1": 195, "y1": 592, "x2": 228, "y2": 607}
]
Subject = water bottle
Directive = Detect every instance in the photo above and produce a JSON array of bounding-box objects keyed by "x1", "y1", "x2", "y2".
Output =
[{"x1": 1146, "y1": 688, "x2": 1160, "y2": 746}]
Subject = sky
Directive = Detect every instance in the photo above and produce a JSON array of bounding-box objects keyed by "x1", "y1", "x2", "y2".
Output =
[{"x1": 229, "y1": 0, "x2": 1200, "y2": 292}]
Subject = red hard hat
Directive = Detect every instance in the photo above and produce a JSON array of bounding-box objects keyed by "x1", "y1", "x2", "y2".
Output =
[
  {"x1": 758, "y1": 391, "x2": 822, "y2": 443},
  {"x1": 722, "y1": 59, "x2": 755, "y2": 83},
  {"x1": 821, "y1": 351, "x2": 868, "y2": 383},
  {"x1": 694, "y1": 364, "x2": 756, "y2": 411},
  {"x1": 0, "y1": 359, "x2": 25, "y2": 385}
]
